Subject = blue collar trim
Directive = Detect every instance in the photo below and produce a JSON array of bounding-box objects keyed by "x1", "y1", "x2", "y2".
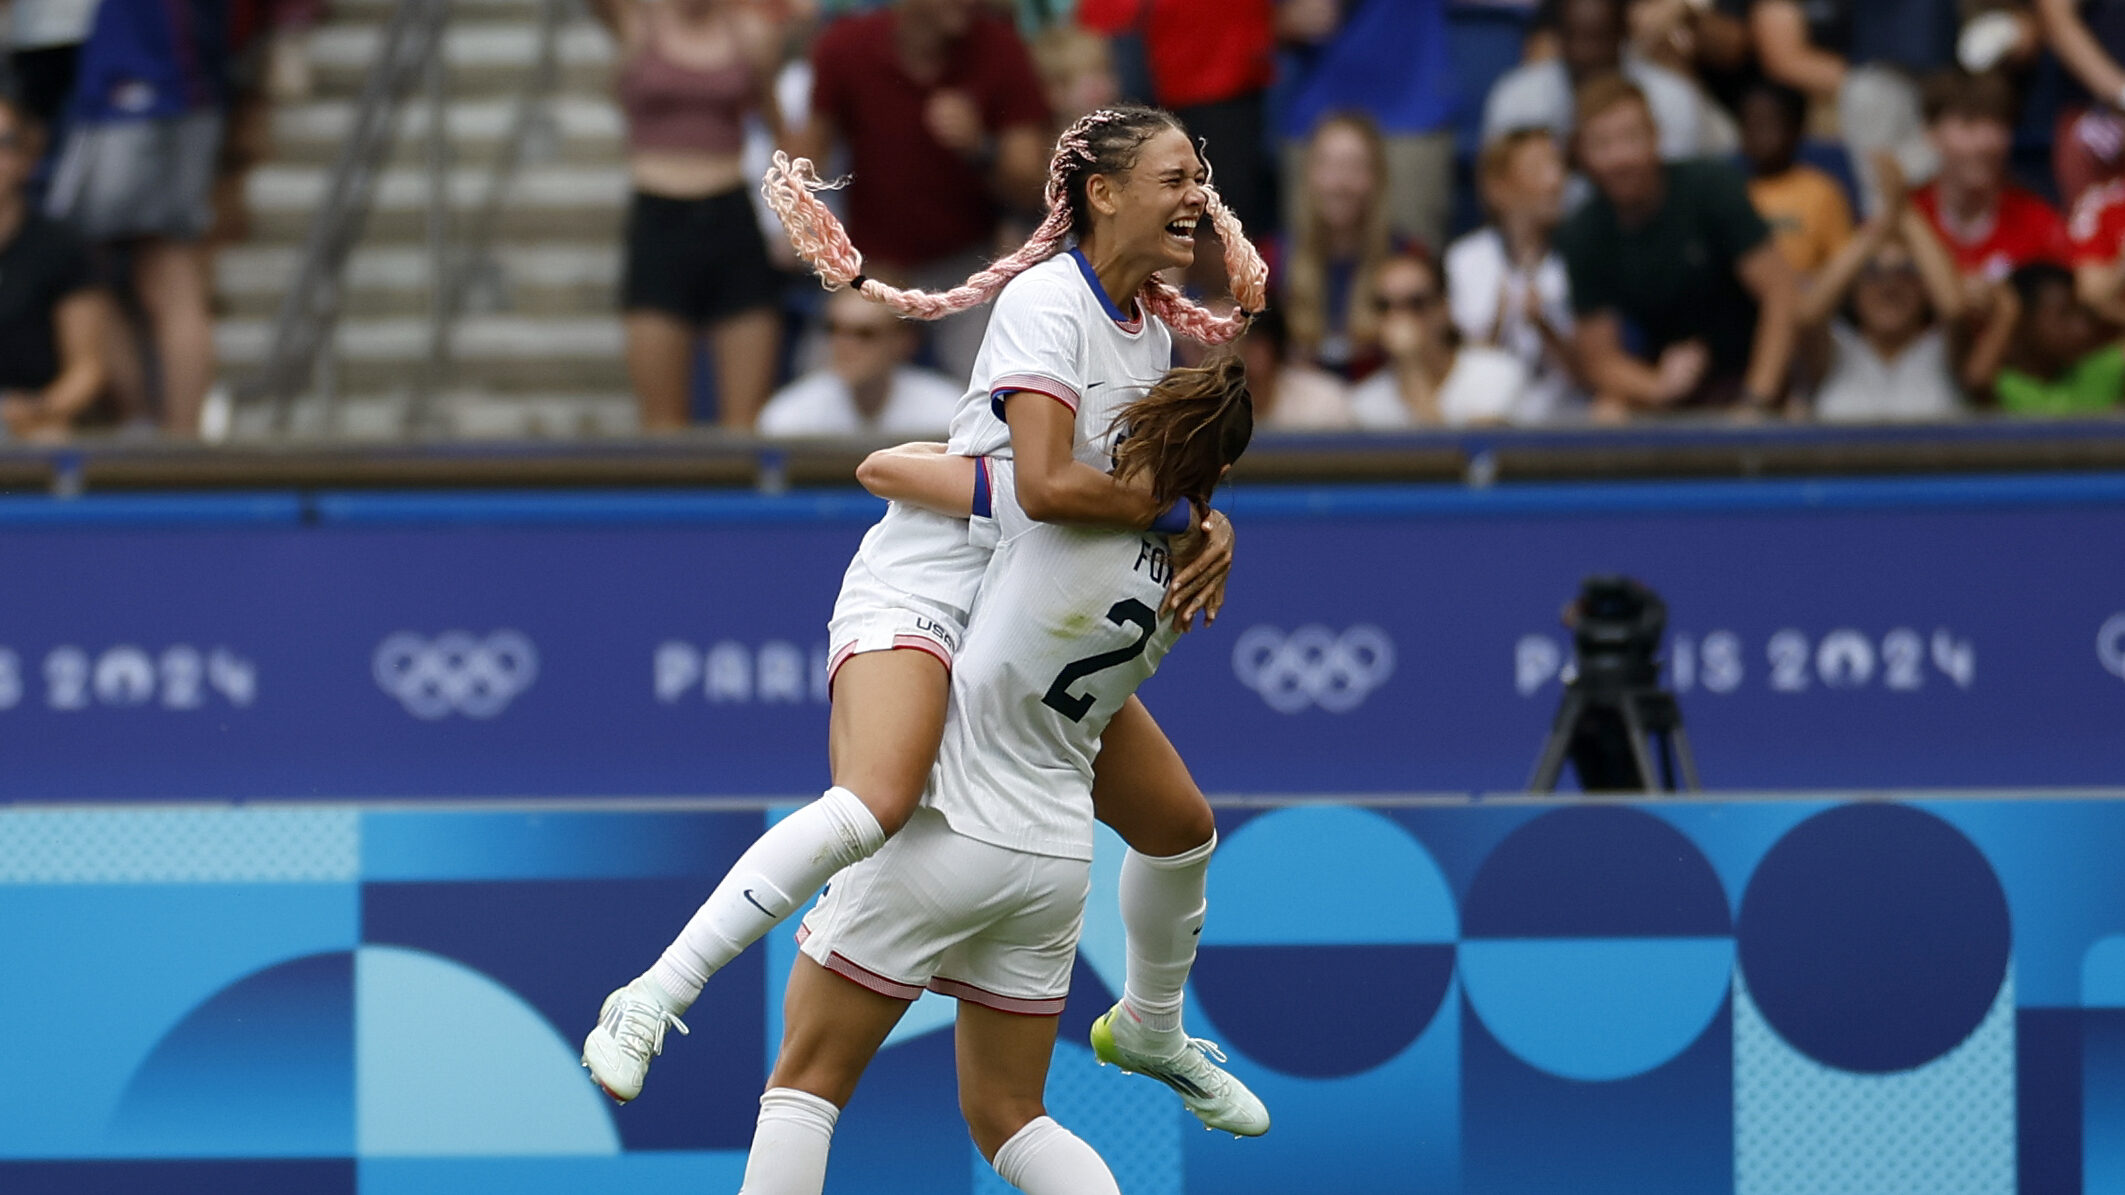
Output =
[{"x1": 1067, "y1": 247, "x2": 1141, "y2": 329}]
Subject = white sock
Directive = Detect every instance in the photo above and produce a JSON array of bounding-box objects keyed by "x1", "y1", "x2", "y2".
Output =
[
  {"x1": 1118, "y1": 832, "x2": 1215, "y2": 1038},
  {"x1": 648, "y1": 787, "x2": 886, "y2": 1012},
  {"x1": 738, "y1": 1087, "x2": 840, "y2": 1195},
  {"x1": 990, "y1": 1116, "x2": 1120, "y2": 1195}
]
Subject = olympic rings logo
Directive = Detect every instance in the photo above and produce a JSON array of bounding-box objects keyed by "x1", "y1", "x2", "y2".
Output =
[
  {"x1": 373, "y1": 631, "x2": 539, "y2": 720},
  {"x1": 1231, "y1": 624, "x2": 1396, "y2": 714},
  {"x1": 2100, "y1": 613, "x2": 2125, "y2": 684}
]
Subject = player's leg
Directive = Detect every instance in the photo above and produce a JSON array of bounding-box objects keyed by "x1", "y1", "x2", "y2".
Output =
[
  {"x1": 1091, "y1": 696, "x2": 1214, "y2": 1039},
  {"x1": 740, "y1": 955, "x2": 912, "y2": 1195},
  {"x1": 955, "y1": 1002, "x2": 1120, "y2": 1195},
  {"x1": 584, "y1": 649, "x2": 946, "y2": 1102},
  {"x1": 1087, "y1": 695, "x2": 1268, "y2": 1136}
]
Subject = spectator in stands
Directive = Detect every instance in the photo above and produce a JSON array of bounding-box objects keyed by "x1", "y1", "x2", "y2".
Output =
[
  {"x1": 1078, "y1": 0, "x2": 1276, "y2": 238},
  {"x1": 1741, "y1": 0, "x2": 1958, "y2": 213},
  {"x1": 1482, "y1": 0, "x2": 1716, "y2": 163},
  {"x1": 1277, "y1": 0, "x2": 1456, "y2": 253},
  {"x1": 1993, "y1": 261, "x2": 2125, "y2": 414},
  {"x1": 1447, "y1": 128, "x2": 1582, "y2": 424},
  {"x1": 2036, "y1": 0, "x2": 2125, "y2": 206},
  {"x1": 1558, "y1": 77, "x2": 1798, "y2": 416},
  {"x1": 2068, "y1": 169, "x2": 2125, "y2": 324},
  {"x1": 0, "y1": 97, "x2": 105, "y2": 442},
  {"x1": 1224, "y1": 305, "x2": 1355, "y2": 430},
  {"x1": 1629, "y1": 0, "x2": 1754, "y2": 119},
  {"x1": 1275, "y1": 111, "x2": 1400, "y2": 381},
  {"x1": 755, "y1": 289, "x2": 960, "y2": 436},
  {"x1": 1028, "y1": 21, "x2": 1120, "y2": 128},
  {"x1": 800, "y1": 0, "x2": 1051, "y2": 382},
  {"x1": 591, "y1": 0, "x2": 785, "y2": 432},
  {"x1": 46, "y1": 0, "x2": 225, "y2": 437},
  {"x1": 1349, "y1": 251, "x2": 1529, "y2": 427},
  {"x1": 1796, "y1": 154, "x2": 1975, "y2": 421},
  {"x1": 1738, "y1": 78, "x2": 1854, "y2": 276},
  {"x1": 1911, "y1": 69, "x2": 2071, "y2": 282}
]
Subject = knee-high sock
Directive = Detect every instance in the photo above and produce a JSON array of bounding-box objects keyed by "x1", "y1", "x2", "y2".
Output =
[
  {"x1": 1118, "y1": 832, "x2": 1215, "y2": 1035},
  {"x1": 738, "y1": 1087, "x2": 839, "y2": 1195},
  {"x1": 648, "y1": 787, "x2": 885, "y2": 1012},
  {"x1": 991, "y1": 1116, "x2": 1121, "y2": 1195}
]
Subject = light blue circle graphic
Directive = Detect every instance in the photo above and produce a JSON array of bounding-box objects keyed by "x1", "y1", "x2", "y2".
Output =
[
  {"x1": 1207, "y1": 806, "x2": 1455, "y2": 945},
  {"x1": 1460, "y1": 937, "x2": 1735, "y2": 1081}
]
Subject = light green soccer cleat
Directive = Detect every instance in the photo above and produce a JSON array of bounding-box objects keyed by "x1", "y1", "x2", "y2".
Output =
[
  {"x1": 581, "y1": 978, "x2": 688, "y2": 1105},
  {"x1": 1090, "y1": 1002, "x2": 1271, "y2": 1137}
]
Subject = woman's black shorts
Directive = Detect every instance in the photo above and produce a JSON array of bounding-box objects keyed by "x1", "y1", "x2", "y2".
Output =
[{"x1": 621, "y1": 188, "x2": 782, "y2": 323}]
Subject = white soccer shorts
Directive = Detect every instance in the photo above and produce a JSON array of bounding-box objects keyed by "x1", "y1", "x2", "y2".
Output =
[
  {"x1": 797, "y1": 807, "x2": 1089, "y2": 1015},
  {"x1": 826, "y1": 555, "x2": 967, "y2": 686}
]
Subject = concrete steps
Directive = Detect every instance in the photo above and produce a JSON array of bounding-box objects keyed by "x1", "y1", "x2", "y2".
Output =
[
  {"x1": 307, "y1": 21, "x2": 617, "y2": 101},
  {"x1": 216, "y1": 315, "x2": 629, "y2": 393},
  {"x1": 217, "y1": 244, "x2": 620, "y2": 319},
  {"x1": 222, "y1": 2, "x2": 641, "y2": 438},
  {"x1": 268, "y1": 96, "x2": 624, "y2": 167}
]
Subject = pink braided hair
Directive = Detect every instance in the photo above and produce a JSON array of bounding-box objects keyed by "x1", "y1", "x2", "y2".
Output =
[{"x1": 760, "y1": 107, "x2": 1269, "y2": 345}]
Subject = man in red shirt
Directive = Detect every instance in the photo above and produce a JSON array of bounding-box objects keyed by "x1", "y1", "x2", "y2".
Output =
[
  {"x1": 801, "y1": 0, "x2": 1051, "y2": 381},
  {"x1": 1909, "y1": 70, "x2": 2070, "y2": 282}
]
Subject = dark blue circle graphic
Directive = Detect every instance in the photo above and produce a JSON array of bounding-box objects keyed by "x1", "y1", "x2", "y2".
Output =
[
  {"x1": 1463, "y1": 805, "x2": 1731, "y2": 937},
  {"x1": 1738, "y1": 803, "x2": 2010, "y2": 1073}
]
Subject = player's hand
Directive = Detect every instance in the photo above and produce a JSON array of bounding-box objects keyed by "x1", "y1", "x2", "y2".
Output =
[{"x1": 1164, "y1": 508, "x2": 1232, "y2": 633}]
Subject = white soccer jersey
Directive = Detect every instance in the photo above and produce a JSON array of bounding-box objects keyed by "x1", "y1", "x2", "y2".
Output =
[
  {"x1": 947, "y1": 247, "x2": 1176, "y2": 469},
  {"x1": 925, "y1": 459, "x2": 1182, "y2": 861},
  {"x1": 852, "y1": 247, "x2": 1175, "y2": 625}
]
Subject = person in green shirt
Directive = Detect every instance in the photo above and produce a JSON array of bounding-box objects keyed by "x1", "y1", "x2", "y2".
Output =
[
  {"x1": 1557, "y1": 74, "x2": 1800, "y2": 418},
  {"x1": 1994, "y1": 262, "x2": 2125, "y2": 416}
]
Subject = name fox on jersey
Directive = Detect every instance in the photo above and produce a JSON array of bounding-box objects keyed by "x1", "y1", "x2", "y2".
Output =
[{"x1": 1132, "y1": 538, "x2": 1174, "y2": 586}]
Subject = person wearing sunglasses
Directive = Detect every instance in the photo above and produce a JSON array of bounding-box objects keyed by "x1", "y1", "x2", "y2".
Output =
[
  {"x1": 756, "y1": 289, "x2": 962, "y2": 437},
  {"x1": 1348, "y1": 250, "x2": 1528, "y2": 427}
]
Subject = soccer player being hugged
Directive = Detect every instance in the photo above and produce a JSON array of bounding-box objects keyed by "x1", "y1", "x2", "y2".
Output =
[
  {"x1": 742, "y1": 356, "x2": 1256, "y2": 1195},
  {"x1": 582, "y1": 105, "x2": 1272, "y2": 1140}
]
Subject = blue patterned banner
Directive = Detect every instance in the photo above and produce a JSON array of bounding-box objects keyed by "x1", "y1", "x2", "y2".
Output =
[{"x1": 0, "y1": 794, "x2": 2113, "y2": 1192}]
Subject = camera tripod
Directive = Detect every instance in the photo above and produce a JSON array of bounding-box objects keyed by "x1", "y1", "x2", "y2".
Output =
[{"x1": 1527, "y1": 678, "x2": 1701, "y2": 794}]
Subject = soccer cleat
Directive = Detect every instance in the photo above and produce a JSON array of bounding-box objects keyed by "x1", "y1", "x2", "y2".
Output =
[
  {"x1": 581, "y1": 978, "x2": 688, "y2": 1104},
  {"x1": 1090, "y1": 1003, "x2": 1270, "y2": 1137}
]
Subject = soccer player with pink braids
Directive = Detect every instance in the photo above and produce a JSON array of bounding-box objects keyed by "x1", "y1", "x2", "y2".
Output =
[{"x1": 582, "y1": 104, "x2": 1273, "y2": 1141}]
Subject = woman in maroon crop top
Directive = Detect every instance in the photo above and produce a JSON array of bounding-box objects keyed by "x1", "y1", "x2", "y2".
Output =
[{"x1": 591, "y1": 0, "x2": 786, "y2": 431}]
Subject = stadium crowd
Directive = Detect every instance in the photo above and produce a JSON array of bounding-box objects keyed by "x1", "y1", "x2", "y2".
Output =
[{"x1": 6, "y1": 0, "x2": 2125, "y2": 439}]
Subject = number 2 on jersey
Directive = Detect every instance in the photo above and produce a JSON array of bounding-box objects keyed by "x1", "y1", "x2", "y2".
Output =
[{"x1": 1042, "y1": 598, "x2": 1159, "y2": 722}]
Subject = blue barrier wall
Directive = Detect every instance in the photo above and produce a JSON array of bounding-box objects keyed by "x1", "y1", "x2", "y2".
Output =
[
  {"x1": 2, "y1": 792, "x2": 2117, "y2": 1193},
  {"x1": 0, "y1": 474, "x2": 2121, "y2": 800}
]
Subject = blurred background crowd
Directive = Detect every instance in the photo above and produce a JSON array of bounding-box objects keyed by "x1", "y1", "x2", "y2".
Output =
[{"x1": 5, "y1": 0, "x2": 2125, "y2": 442}]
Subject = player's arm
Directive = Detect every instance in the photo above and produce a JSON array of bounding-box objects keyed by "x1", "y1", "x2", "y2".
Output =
[
  {"x1": 1005, "y1": 391, "x2": 1232, "y2": 628},
  {"x1": 1001, "y1": 391, "x2": 1168, "y2": 528},
  {"x1": 854, "y1": 442, "x2": 980, "y2": 516}
]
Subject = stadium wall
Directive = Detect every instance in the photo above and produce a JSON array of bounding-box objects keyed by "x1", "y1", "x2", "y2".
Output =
[
  {"x1": 0, "y1": 792, "x2": 2115, "y2": 1193},
  {"x1": 0, "y1": 473, "x2": 2121, "y2": 800}
]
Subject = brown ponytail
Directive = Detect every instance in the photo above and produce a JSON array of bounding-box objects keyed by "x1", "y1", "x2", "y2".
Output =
[{"x1": 1109, "y1": 354, "x2": 1254, "y2": 511}]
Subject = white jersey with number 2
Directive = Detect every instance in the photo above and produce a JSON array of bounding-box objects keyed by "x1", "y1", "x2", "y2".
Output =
[{"x1": 925, "y1": 457, "x2": 1182, "y2": 862}]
